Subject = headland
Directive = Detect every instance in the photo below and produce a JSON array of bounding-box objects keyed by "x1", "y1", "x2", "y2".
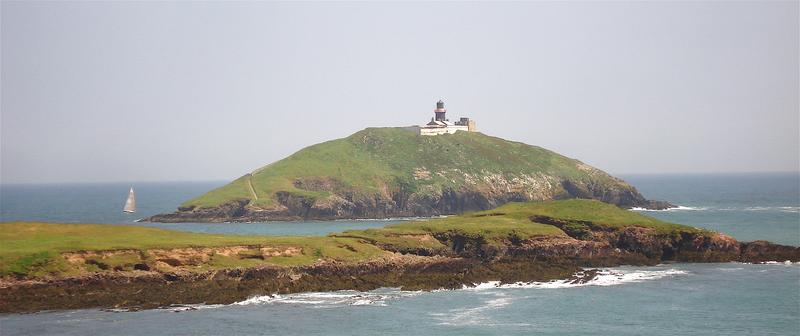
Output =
[{"x1": 2, "y1": 200, "x2": 797, "y2": 313}]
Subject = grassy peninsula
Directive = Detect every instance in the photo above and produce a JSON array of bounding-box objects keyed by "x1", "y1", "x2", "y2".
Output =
[
  {"x1": 2, "y1": 200, "x2": 698, "y2": 279},
  {"x1": 4, "y1": 200, "x2": 798, "y2": 313},
  {"x1": 0, "y1": 222, "x2": 386, "y2": 278}
]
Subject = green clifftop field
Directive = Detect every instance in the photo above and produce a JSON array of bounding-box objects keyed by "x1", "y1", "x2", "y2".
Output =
[
  {"x1": 3, "y1": 200, "x2": 798, "y2": 313},
  {"x1": 0, "y1": 200, "x2": 698, "y2": 278},
  {"x1": 5, "y1": 200, "x2": 794, "y2": 280},
  {"x1": 148, "y1": 128, "x2": 669, "y2": 222}
]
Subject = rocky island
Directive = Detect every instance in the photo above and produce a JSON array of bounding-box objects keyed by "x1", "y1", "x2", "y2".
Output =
[
  {"x1": 146, "y1": 128, "x2": 671, "y2": 223},
  {"x1": 2, "y1": 200, "x2": 797, "y2": 313}
]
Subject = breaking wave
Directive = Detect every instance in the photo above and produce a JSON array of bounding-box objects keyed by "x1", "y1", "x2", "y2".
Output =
[
  {"x1": 629, "y1": 206, "x2": 708, "y2": 212},
  {"x1": 232, "y1": 288, "x2": 421, "y2": 308},
  {"x1": 469, "y1": 268, "x2": 689, "y2": 290},
  {"x1": 630, "y1": 205, "x2": 799, "y2": 213},
  {"x1": 431, "y1": 267, "x2": 689, "y2": 327},
  {"x1": 226, "y1": 264, "x2": 791, "y2": 311},
  {"x1": 749, "y1": 260, "x2": 797, "y2": 266},
  {"x1": 429, "y1": 296, "x2": 524, "y2": 327},
  {"x1": 231, "y1": 268, "x2": 690, "y2": 307}
]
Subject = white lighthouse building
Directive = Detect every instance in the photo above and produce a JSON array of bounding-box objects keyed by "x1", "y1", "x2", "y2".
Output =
[{"x1": 403, "y1": 100, "x2": 476, "y2": 136}]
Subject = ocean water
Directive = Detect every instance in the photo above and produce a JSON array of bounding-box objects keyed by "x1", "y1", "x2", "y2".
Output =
[
  {"x1": 1, "y1": 173, "x2": 798, "y2": 335},
  {"x1": 622, "y1": 172, "x2": 799, "y2": 247},
  {"x1": 0, "y1": 181, "x2": 416, "y2": 236}
]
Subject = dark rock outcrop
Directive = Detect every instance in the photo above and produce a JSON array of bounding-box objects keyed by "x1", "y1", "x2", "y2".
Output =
[
  {"x1": 404, "y1": 215, "x2": 797, "y2": 264},
  {"x1": 151, "y1": 199, "x2": 251, "y2": 222},
  {"x1": 148, "y1": 181, "x2": 672, "y2": 223}
]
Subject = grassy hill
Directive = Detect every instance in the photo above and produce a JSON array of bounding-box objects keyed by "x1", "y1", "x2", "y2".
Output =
[{"x1": 152, "y1": 128, "x2": 661, "y2": 222}]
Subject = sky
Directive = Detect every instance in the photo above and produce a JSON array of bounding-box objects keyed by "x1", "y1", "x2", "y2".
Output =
[{"x1": 2, "y1": 1, "x2": 798, "y2": 184}]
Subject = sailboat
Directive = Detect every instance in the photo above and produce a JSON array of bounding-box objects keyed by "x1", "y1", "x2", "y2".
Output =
[{"x1": 123, "y1": 188, "x2": 136, "y2": 214}]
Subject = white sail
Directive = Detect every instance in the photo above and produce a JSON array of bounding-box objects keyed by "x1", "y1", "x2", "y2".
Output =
[{"x1": 123, "y1": 188, "x2": 135, "y2": 213}]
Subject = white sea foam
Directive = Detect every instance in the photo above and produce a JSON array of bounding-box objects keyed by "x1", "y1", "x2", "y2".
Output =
[
  {"x1": 471, "y1": 281, "x2": 502, "y2": 290},
  {"x1": 232, "y1": 288, "x2": 417, "y2": 308},
  {"x1": 631, "y1": 205, "x2": 799, "y2": 213},
  {"x1": 721, "y1": 206, "x2": 797, "y2": 212},
  {"x1": 431, "y1": 296, "x2": 516, "y2": 326},
  {"x1": 755, "y1": 260, "x2": 797, "y2": 266},
  {"x1": 161, "y1": 303, "x2": 224, "y2": 312},
  {"x1": 488, "y1": 268, "x2": 689, "y2": 289},
  {"x1": 630, "y1": 205, "x2": 708, "y2": 212},
  {"x1": 674, "y1": 205, "x2": 710, "y2": 211},
  {"x1": 746, "y1": 206, "x2": 800, "y2": 213}
]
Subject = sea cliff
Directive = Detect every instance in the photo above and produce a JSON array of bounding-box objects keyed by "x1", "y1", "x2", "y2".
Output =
[
  {"x1": 2, "y1": 200, "x2": 797, "y2": 313},
  {"x1": 146, "y1": 128, "x2": 671, "y2": 223}
]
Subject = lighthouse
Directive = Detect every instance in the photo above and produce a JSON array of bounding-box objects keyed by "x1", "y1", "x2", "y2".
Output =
[
  {"x1": 434, "y1": 100, "x2": 446, "y2": 121},
  {"x1": 401, "y1": 100, "x2": 476, "y2": 136}
]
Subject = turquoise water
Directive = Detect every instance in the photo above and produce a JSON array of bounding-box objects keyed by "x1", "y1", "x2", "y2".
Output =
[
  {"x1": 1, "y1": 173, "x2": 798, "y2": 335},
  {"x1": 621, "y1": 173, "x2": 799, "y2": 246}
]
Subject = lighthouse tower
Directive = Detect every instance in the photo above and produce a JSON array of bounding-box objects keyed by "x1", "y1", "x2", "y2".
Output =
[
  {"x1": 401, "y1": 100, "x2": 475, "y2": 136},
  {"x1": 434, "y1": 100, "x2": 447, "y2": 121}
]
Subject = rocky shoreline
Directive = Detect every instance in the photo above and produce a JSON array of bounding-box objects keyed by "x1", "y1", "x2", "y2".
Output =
[
  {"x1": 2, "y1": 231, "x2": 797, "y2": 314},
  {"x1": 145, "y1": 195, "x2": 674, "y2": 223}
]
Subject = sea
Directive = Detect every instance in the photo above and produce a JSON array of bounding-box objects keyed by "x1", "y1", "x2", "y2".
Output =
[{"x1": 1, "y1": 172, "x2": 798, "y2": 335}]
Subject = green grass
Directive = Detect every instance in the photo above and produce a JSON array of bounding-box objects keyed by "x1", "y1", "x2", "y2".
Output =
[
  {"x1": 0, "y1": 222, "x2": 388, "y2": 276},
  {"x1": 3, "y1": 251, "x2": 68, "y2": 277},
  {"x1": 361, "y1": 214, "x2": 564, "y2": 244},
  {"x1": 181, "y1": 127, "x2": 609, "y2": 209},
  {"x1": 1, "y1": 222, "x2": 273, "y2": 254},
  {"x1": 181, "y1": 175, "x2": 253, "y2": 208},
  {"x1": 332, "y1": 199, "x2": 709, "y2": 247},
  {"x1": 511, "y1": 199, "x2": 700, "y2": 234},
  {"x1": 1, "y1": 200, "x2": 708, "y2": 277}
]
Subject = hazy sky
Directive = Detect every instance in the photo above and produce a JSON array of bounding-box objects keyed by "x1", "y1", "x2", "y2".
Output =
[{"x1": 2, "y1": 1, "x2": 798, "y2": 184}]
